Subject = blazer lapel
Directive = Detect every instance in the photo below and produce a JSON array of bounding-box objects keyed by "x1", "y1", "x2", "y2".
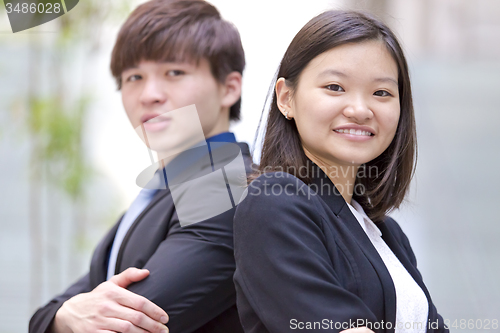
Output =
[
  {"x1": 337, "y1": 205, "x2": 397, "y2": 328},
  {"x1": 378, "y1": 222, "x2": 434, "y2": 315},
  {"x1": 114, "y1": 189, "x2": 174, "y2": 274},
  {"x1": 308, "y1": 163, "x2": 397, "y2": 328},
  {"x1": 378, "y1": 223, "x2": 426, "y2": 287},
  {"x1": 89, "y1": 214, "x2": 123, "y2": 287}
]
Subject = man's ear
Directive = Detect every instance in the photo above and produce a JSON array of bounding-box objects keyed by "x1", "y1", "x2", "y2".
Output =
[
  {"x1": 220, "y1": 71, "x2": 242, "y2": 108},
  {"x1": 275, "y1": 77, "x2": 294, "y2": 119}
]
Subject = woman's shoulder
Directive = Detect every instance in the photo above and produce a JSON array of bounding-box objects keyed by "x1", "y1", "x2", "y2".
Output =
[
  {"x1": 247, "y1": 171, "x2": 310, "y2": 191},
  {"x1": 236, "y1": 171, "x2": 324, "y2": 223},
  {"x1": 244, "y1": 171, "x2": 323, "y2": 204},
  {"x1": 234, "y1": 172, "x2": 328, "y2": 247}
]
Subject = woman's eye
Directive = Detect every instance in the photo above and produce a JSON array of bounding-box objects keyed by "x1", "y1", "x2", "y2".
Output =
[
  {"x1": 326, "y1": 84, "x2": 344, "y2": 92},
  {"x1": 167, "y1": 70, "x2": 184, "y2": 76},
  {"x1": 127, "y1": 74, "x2": 142, "y2": 82},
  {"x1": 374, "y1": 90, "x2": 392, "y2": 97}
]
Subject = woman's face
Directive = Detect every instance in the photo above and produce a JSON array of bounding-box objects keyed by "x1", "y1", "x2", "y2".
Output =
[{"x1": 277, "y1": 40, "x2": 400, "y2": 167}]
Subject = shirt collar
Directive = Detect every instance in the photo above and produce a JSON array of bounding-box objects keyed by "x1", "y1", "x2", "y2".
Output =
[
  {"x1": 144, "y1": 131, "x2": 237, "y2": 189},
  {"x1": 206, "y1": 131, "x2": 236, "y2": 143},
  {"x1": 347, "y1": 199, "x2": 382, "y2": 237}
]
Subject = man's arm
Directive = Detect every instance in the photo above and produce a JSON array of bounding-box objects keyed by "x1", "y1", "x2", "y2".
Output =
[{"x1": 124, "y1": 207, "x2": 241, "y2": 333}]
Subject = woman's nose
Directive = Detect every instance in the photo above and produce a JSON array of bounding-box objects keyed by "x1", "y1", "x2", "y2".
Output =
[{"x1": 342, "y1": 95, "x2": 373, "y2": 122}]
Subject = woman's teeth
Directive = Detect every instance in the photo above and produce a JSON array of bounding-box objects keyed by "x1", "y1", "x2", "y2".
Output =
[{"x1": 334, "y1": 129, "x2": 372, "y2": 136}]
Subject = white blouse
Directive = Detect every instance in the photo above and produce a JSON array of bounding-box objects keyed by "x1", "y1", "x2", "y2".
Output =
[{"x1": 347, "y1": 200, "x2": 429, "y2": 333}]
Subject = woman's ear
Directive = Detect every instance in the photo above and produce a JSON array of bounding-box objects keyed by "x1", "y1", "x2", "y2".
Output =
[
  {"x1": 276, "y1": 77, "x2": 294, "y2": 119},
  {"x1": 220, "y1": 71, "x2": 242, "y2": 108}
]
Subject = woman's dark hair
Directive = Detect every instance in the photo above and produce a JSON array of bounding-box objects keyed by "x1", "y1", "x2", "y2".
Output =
[
  {"x1": 253, "y1": 10, "x2": 417, "y2": 222},
  {"x1": 110, "y1": 0, "x2": 245, "y2": 121}
]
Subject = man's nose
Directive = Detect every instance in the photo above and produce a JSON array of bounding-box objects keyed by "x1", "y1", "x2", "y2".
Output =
[{"x1": 139, "y1": 78, "x2": 167, "y2": 106}]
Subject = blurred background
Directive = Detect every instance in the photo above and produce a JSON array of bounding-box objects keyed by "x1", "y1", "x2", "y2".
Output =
[{"x1": 1, "y1": 0, "x2": 499, "y2": 331}]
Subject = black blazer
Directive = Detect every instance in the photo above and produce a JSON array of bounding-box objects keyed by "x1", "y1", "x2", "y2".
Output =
[
  {"x1": 233, "y1": 163, "x2": 448, "y2": 333},
  {"x1": 30, "y1": 142, "x2": 253, "y2": 333}
]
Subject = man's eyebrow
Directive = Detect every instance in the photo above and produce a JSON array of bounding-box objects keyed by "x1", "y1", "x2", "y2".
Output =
[{"x1": 123, "y1": 65, "x2": 138, "y2": 71}]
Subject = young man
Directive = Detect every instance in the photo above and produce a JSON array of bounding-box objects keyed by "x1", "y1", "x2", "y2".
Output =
[{"x1": 29, "y1": 1, "x2": 251, "y2": 332}]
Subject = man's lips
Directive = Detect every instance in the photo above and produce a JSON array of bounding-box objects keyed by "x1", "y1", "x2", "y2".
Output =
[
  {"x1": 141, "y1": 113, "x2": 172, "y2": 132},
  {"x1": 141, "y1": 113, "x2": 172, "y2": 123}
]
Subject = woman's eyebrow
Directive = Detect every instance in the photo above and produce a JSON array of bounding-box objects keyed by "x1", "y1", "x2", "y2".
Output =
[
  {"x1": 317, "y1": 69, "x2": 398, "y2": 87},
  {"x1": 373, "y1": 77, "x2": 398, "y2": 86},
  {"x1": 317, "y1": 69, "x2": 347, "y2": 79}
]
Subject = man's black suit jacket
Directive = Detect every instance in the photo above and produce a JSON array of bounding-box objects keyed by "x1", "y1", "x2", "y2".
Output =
[
  {"x1": 233, "y1": 162, "x2": 449, "y2": 333},
  {"x1": 30, "y1": 142, "x2": 253, "y2": 333}
]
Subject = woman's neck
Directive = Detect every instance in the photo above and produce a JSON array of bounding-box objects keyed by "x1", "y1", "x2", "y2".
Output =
[{"x1": 303, "y1": 148, "x2": 359, "y2": 204}]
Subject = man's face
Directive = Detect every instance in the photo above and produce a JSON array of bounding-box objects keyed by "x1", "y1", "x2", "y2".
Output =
[{"x1": 120, "y1": 58, "x2": 233, "y2": 155}]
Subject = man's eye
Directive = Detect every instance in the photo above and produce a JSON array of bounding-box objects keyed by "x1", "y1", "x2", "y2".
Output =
[
  {"x1": 127, "y1": 74, "x2": 142, "y2": 82},
  {"x1": 167, "y1": 70, "x2": 184, "y2": 76},
  {"x1": 326, "y1": 84, "x2": 344, "y2": 92},
  {"x1": 374, "y1": 90, "x2": 392, "y2": 97}
]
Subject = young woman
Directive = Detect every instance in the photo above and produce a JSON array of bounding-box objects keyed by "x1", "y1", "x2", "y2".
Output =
[{"x1": 233, "y1": 10, "x2": 449, "y2": 333}]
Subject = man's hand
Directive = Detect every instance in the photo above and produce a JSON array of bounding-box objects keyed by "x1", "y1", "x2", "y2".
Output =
[{"x1": 52, "y1": 268, "x2": 169, "y2": 333}]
